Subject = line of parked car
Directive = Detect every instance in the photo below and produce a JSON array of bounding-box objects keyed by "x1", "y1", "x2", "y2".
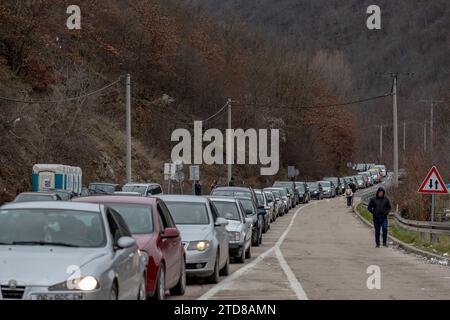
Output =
[
  {"x1": 0, "y1": 164, "x2": 387, "y2": 300},
  {"x1": 0, "y1": 178, "x2": 309, "y2": 300}
]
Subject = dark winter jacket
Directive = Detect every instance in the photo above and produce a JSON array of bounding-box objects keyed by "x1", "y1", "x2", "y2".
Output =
[{"x1": 367, "y1": 187, "x2": 392, "y2": 219}]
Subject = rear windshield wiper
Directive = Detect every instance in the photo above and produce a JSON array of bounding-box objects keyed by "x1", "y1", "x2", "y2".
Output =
[{"x1": 12, "y1": 241, "x2": 80, "y2": 247}]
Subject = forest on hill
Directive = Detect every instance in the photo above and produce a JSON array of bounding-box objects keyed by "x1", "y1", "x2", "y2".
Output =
[{"x1": 0, "y1": 0, "x2": 357, "y2": 202}]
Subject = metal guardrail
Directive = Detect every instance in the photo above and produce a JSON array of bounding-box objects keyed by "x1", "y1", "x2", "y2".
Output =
[{"x1": 359, "y1": 187, "x2": 450, "y2": 236}]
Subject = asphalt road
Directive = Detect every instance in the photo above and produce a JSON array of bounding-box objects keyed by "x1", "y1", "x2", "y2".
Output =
[{"x1": 168, "y1": 192, "x2": 450, "y2": 300}]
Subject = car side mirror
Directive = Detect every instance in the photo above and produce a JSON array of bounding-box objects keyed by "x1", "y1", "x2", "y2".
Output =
[
  {"x1": 258, "y1": 205, "x2": 265, "y2": 210},
  {"x1": 161, "y1": 227, "x2": 180, "y2": 239},
  {"x1": 245, "y1": 209, "x2": 253, "y2": 216},
  {"x1": 215, "y1": 217, "x2": 228, "y2": 227},
  {"x1": 117, "y1": 236, "x2": 136, "y2": 249}
]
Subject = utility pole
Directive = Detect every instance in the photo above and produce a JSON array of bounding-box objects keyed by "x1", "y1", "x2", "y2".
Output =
[
  {"x1": 126, "y1": 74, "x2": 132, "y2": 183},
  {"x1": 379, "y1": 125, "x2": 383, "y2": 162},
  {"x1": 392, "y1": 74, "x2": 399, "y2": 186},
  {"x1": 420, "y1": 99, "x2": 443, "y2": 157},
  {"x1": 227, "y1": 98, "x2": 232, "y2": 184},
  {"x1": 423, "y1": 121, "x2": 427, "y2": 152},
  {"x1": 403, "y1": 120, "x2": 406, "y2": 152}
]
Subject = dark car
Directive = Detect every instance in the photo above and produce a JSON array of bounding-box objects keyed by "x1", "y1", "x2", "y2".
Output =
[
  {"x1": 88, "y1": 183, "x2": 122, "y2": 195},
  {"x1": 273, "y1": 181, "x2": 299, "y2": 206},
  {"x1": 323, "y1": 177, "x2": 342, "y2": 196},
  {"x1": 307, "y1": 182, "x2": 323, "y2": 200},
  {"x1": 294, "y1": 182, "x2": 310, "y2": 203},
  {"x1": 254, "y1": 189, "x2": 271, "y2": 233},
  {"x1": 236, "y1": 197, "x2": 263, "y2": 247},
  {"x1": 14, "y1": 192, "x2": 62, "y2": 202}
]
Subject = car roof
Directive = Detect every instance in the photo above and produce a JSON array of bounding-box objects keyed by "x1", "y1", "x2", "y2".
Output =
[
  {"x1": 213, "y1": 187, "x2": 252, "y2": 191},
  {"x1": 73, "y1": 195, "x2": 157, "y2": 205},
  {"x1": 17, "y1": 192, "x2": 57, "y2": 196},
  {"x1": 89, "y1": 182, "x2": 119, "y2": 186},
  {"x1": 158, "y1": 195, "x2": 208, "y2": 203},
  {"x1": 1, "y1": 201, "x2": 101, "y2": 212},
  {"x1": 124, "y1": 182, "x2": 160, "y2": 187},
  {"x1": 206, "y1": 196, "x2": 238, "y2": 203}
]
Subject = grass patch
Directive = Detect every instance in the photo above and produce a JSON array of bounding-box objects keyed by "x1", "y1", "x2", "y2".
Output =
[{"x1": 356, "y1": 203, "x2": 450, "y2": 257}]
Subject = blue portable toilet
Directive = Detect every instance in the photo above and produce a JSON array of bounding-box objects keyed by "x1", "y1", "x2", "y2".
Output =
[{"x1": 32, "y1": 164, "x2": 82, "y2": 194}]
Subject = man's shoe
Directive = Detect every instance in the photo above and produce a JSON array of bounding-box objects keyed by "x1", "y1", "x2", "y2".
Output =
[
  {"x1": 383, "y1": 243, "x2": 388, "y2": 247},
  {"x1": 376, "y1": 245, "x2": 380, "y2": 248}
]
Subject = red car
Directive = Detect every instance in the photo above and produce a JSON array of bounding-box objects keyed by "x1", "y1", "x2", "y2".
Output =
[{"x1": 73, "y1": 195, "x2": 186, "y2": 300}]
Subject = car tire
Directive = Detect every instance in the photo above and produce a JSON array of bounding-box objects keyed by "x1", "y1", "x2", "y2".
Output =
[
  {"x1": 236, "y1": 247, "x2": 246, "y2": 263},
  {"x1": 220, "y1": 255, "x2": 230, "y2": 276},
  {"x1": 207, "y1": 254, "x2": 220, "y2": 284},
  {"x1": 153, "y1": 266, "x2": 166, "y2": 300},
  {"x1": 137, "y1": 274, "x2": 147, "y2": 300},
  {"x1": 245, "y1": 244, "x2": 252, "y2": 259},
  {"x1": 110, "y1": 282, "x2": 118, "y2": 300},
  {"x1": 251, "y1": 230, "x2": 258, "y2": 246},
  {"x1": 170, "y1": 259, "x2": 186, "y2": 296},
  {"x1": 259, "y1": 230, "x2": 262, "y2": 245}
]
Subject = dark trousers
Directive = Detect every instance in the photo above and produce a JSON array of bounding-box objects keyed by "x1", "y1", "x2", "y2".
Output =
[
  {"x1": 373, "y1": 217, "x2": 388, "y2": 246},
  {"x1": 346, "y1": 196, "x2": 353, "y2": 206}
]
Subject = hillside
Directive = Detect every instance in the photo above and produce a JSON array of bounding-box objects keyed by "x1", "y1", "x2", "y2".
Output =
[
  {"x1": 191, "y1": 0, "x2": 450, "y2": 162},
  {"x1": 0, "y1": 0, "x2": 358, "y2": 202}
]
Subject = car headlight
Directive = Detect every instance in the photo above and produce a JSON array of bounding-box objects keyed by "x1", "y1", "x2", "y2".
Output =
[
  {"x1": 139, "y1": 250, "x2": 149, "y2": 266},
  {"x1": 187, "y1": 240, "x2": 210, "y2": 251},
  {"x1": 49, "y1": 276, "x2": 99, "y2": 291},
  {"x1": 228, "y1": 231, "x2": 241, "y2": 242}
]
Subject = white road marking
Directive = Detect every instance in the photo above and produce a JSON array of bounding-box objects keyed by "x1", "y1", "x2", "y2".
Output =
[
  {"x1": 275, "y1": 248, "x2": 308, "y2": 300},
  {"x1": 198, "y1": 203, "x2": 313, "y2": 300}
]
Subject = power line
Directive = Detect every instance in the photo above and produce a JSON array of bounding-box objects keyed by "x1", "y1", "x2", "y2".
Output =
[
  {"x1": 234, "y1": 93, "x2": 391, "y2": 110},
  {"x1": 0, "y1": 76, "x2": 123, "y2": 104}
]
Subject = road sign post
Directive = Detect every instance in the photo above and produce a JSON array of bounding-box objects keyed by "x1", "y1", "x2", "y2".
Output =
[{"x1": 418, "y1": 166, "x2": 448, "y2": 243}]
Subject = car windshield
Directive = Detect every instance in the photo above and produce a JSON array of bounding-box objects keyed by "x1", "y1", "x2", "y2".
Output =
[
  {"x1": 14, "y1": 194, "x2": 54, "y2": 202},
  {"x1": 324, "y1": 177, "x2": 338, "y2": 184},
  {"x1": 356, "y1": 176, "x2": 363, "y2": 181},
  {"x1": 165, "y1": 202, "x2": 209, "y2": 225},
  {"x1": 295, "y1": 184, "x2": 305, "y2": 192},
  {"x1": 307, "y1": 183, "x2": 318, "y2": 191},
  {"x1": 211, "y1": 201, "x2": 240, "y2": 221},
  {"x1": 238, "y1": 199, "x2": 256, "y2": 215},
  {"x1": 106, "y1": 204, "x2": 153, "y2": 234},
  {"x1": 55, "y1": 192, "x2": 70, "y2": 201},
  {"x1": 264, "y1": 192, "x2": 273, "y2": 202},
  {"x1": 320, "y1": 181, "x2": 331, "y2": 188},
  {"x1": 89, "y1": 184, "x2": 116, "y2": 194},
  {"x1": 212, "y1": 190, "x2": 252, "y2": 199},
  {"x1": 0, "y1": 209, "x2": 105, "y2": 248},
  {"x1": 122, "y1": 185, "x2": 147, "y2": 194}
]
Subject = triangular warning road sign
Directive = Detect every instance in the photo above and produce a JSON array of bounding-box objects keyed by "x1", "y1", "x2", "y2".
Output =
[{"x1": 418, "y1": 166, "x2": 448, "y2": 194}]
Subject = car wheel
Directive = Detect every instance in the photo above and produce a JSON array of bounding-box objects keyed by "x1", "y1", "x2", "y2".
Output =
[
  {"x1": 220, "y1": 255, "x2": 230, "y2": 276},
  {"x1": 245, "y1": 244, "x2": 252, "y2": 259},
  {"x1": 251, "y1": 230, "x2": 258, "y2": 246},
  {"x1": 137, "y1": 274, "x2": 147, "y2": 300},
  {"x1": 207, "y1": 254, "x2": 220, "y2": 284},
  {"x1": 110, "y1": 282, "x2": 118, "y2": 300},
  {"x1": 153, "y1": 266, "x2": 165, "y2": 300},
  {"x1": 170, "y1": 259, "x2": 186, "y2": 296},
  {"x1": 236, "y1": 246, "x2": 246, "y2": 263}
]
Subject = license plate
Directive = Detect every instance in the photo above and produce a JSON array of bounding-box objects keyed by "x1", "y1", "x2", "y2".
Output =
[{"x1": 31, "y1": 293, "x2": 84, "y2": 300}]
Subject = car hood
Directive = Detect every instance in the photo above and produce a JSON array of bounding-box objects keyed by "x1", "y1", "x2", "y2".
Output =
[
  {"x1": 0, "y1": 246, "x2": 108, "y2": 286},
  {"x1": 177, "y1": 225, "x2": 212, "y2": 242}
]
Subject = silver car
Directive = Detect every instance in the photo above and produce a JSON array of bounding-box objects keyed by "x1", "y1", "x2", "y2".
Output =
[
  {"x1": 0, "y1": 201, "x2": 146, "y2": 300},
  {"x1": 208, "y1": 196, "x2": 252, "y2": 263},
  {"x1": 159, "y1": 195, "x2": 230, "y2": 284}
]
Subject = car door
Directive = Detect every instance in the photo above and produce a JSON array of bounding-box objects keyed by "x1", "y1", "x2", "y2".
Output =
[
  {"x1": 156, "y1": 200, "x2": 180, "y2": 288},
  {"x1": 209, "y1": 200, "x2": 228, "y2": 267},
  {"x1": 238, "y1": 201, "x2": 252, "y2": 246},
  {"x1": 108, "y1": 209, "x2": 139, "y2": 299}
]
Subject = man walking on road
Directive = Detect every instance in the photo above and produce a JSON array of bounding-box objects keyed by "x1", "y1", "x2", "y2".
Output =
[{"x1": 368, "y1": 187, "x2": 392, "y2": 248}]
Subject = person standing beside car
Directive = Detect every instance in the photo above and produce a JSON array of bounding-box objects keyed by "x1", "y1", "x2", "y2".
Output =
[
  {"x1": 194, "y1": 180, "x2": 202, "y2": 196},
  {"x1": 367, "y1": 187, "x2": 392, "y2": 248}
]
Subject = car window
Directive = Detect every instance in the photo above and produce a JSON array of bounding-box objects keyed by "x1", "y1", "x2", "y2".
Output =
[
  {"x1": 165, "y1": 202, "x2": 210, "y2": 225},
  {"x1": 105, "y1": 204, "x2": 153, "y2": 234},
  {"x1": 158, "y1": 201, "x2": 175, "y2": 227},
  {"x1": 255, "y1": 193, "x2": 264, "y2": 205},
  {"x1": 122, "y1": 185, "x2": 147, "y2": 195},
  {"x1": 238, "y1": 199, "x2": 257, "y2": 215},
  {"x1": 264, "y1": 192, "x2": 273, "y2": 202},
  {"x1": 212, "y1": 201, "x2": 241, "y2": 221},
  {"x1": 0, "y1": 208, "x2": 106, "y2": 248},
  {"x1": 14, "y1": 194, "x2": 55, "y2": 202},
  {"x1": 110, "y1": 209, "x2": 132, "y2": 238}
]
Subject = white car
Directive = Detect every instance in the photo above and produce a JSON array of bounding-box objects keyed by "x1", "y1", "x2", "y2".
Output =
[
  {"x1": 122, "y1": 183, "x2": 163, "y2": 196},
  {"x1": 0, "y1": 201, "x2": 146, "y2": 300}
]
